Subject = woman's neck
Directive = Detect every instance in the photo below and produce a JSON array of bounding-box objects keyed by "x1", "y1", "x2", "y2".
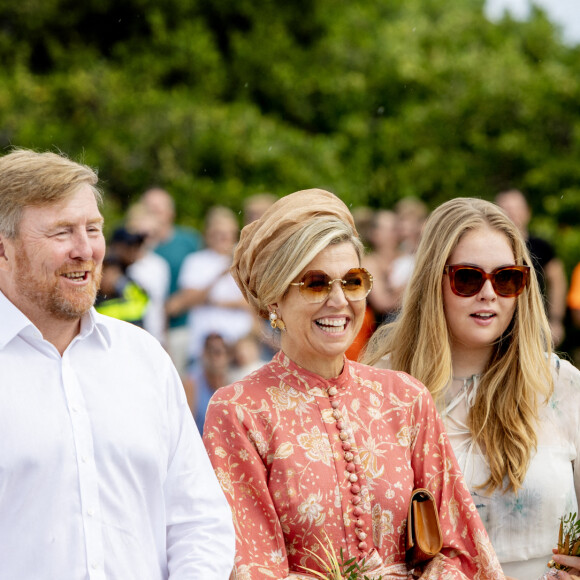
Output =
[{"x1": 450, "y1": 342, "x2": 491, "y2": 380}]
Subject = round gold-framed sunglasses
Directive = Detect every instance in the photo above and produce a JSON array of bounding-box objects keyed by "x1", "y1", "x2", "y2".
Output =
[
  {"x1": 444, "y1": 264, "x2": 530, "y2": 297},
  {"x1": 289, "y1": 267, "x2": 373, "y2": 303}
]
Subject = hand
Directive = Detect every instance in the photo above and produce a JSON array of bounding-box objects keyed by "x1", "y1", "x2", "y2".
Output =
[
  {"x1": 551, "y1": 552, "x2": 580, "y2": 579},
  {"x1": 552, "y1": 571, "x2": 580, "y2": 580}
]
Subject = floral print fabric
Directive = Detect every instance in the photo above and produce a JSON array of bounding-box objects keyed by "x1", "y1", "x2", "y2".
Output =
[{"x1": 203, "y1": 352, "x2": 503, "y2": 579}]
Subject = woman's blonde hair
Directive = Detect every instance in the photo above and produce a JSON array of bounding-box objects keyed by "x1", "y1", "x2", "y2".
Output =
[
  {"x1": 363, "y1": 197, "x2": 553, "y2": 493},
  {"x1": 256, "y1": 217, "x2": 364, "y2": 311}
]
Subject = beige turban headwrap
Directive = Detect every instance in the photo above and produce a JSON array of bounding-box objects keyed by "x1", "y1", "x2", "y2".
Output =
[{"x1": 231, "y1": 188, "x2": 358, "y2": 318}]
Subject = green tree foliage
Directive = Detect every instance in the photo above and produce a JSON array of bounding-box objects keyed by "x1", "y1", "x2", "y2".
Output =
[{"x1": 1, "y1": 0, "x2": 580, "y2": 269}]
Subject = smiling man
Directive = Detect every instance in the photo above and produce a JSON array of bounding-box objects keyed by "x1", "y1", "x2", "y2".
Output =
[{"x1": 0, "y1": 149, "x2": 234, "y2": 579}]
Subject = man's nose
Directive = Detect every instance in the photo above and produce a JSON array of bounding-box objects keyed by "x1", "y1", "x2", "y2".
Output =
[{"x1": 70, "y1": 230, "x2": 93, "y2": 260}]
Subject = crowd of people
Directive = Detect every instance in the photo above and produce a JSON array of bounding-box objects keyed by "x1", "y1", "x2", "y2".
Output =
[
  {"x1": 95, "y1": 183, "x2": 580, "y2": 404},
  {"x1": 1, "y1": 147, "x2": 580, "y2": 580}
]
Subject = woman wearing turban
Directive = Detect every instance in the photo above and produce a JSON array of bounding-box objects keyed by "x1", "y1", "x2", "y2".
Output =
[{"x1": 202, "y1": 189, "x2": 503, "y2": 579}]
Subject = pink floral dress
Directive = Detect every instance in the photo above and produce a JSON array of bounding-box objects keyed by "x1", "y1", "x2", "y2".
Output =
[{"x1": 203, "y1": 352, "x2": 503, "y2": 579}]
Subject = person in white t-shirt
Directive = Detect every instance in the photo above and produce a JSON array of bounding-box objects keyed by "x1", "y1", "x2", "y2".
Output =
[{"x1": 166, "y1": 206, "x2": 254, "y2": 368}]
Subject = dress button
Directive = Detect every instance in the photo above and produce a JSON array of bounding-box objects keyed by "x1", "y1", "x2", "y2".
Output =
[
  {"x1": 346, "y1": 462, "x2": 356, "y2": 472},
  {"x1": 352, "y1": 496, "x2": 361, "y2": 505},
  {"x1": 356, "y1": 530, "x2": 367, "y2": 540},
  {"x1": 358, "y1": 541, "x2": 368, "y2": 551},
  {"x1": 339, "y1": 431, "x2": 349, "y2": 441},
  {"x1": 349, "y1": 473, "x2": 358, "y2": 483},
  {"x1": 353, "y1": 506, "x2": 364, "y2": 517},
  {"x1": 331, "y1": 400, "x2": 340, "y2": 409},
  {"x1": 344, "y1": 451, "x2": 353, "y2": 462},
  {"x1": 328, "y1": 387, "x2": 338, "y2": 396},
  {"x1": 336, "y1": 420, "x2": 345, "y2": 430},
  {"x1": 333, "y1": 409, "x2": 342, "y2": 420},
  {"x1": 342, "y1": 442, "x2": 351, "y2": 451},
  {"x1": 355, "y1": 518, "x2": 364, "y2": 527},
  {"x1": 350, "y1": 484, "x2": 361, "y2": 494}
]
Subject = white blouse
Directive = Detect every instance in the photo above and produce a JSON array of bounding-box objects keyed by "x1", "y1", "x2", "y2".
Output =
[{"x1": 440, "y1": 355, "x2": 580, "y2": 580}]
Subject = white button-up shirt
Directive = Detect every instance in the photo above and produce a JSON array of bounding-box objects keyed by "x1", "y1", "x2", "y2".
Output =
[{"x1": 0, "y1": 290, "x2": 235, "y2": 579}]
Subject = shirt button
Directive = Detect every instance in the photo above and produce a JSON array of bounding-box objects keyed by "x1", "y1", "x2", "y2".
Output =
[{"x1": 88, "y1": 509, "x2": 95, "y2": 516}]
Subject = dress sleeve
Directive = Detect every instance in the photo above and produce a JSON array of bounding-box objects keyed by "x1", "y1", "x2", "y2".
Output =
[
  {"x1": 557, "y1": 359, "x2": 580, "y2": 505},
  {"x1": 407, "y1": 383, "x2": 504, "y2": 580},
  {"x1": 203, "y1": 389, "x2": 319, "y2": 579},
  {"x1": 163, "y1": 363, "x2": 236, "y2": 579}
]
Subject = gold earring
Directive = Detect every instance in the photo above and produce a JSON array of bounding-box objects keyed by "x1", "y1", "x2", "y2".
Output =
[{"x1": 269, "y1": 310, "x2": 286, "y2": 331}]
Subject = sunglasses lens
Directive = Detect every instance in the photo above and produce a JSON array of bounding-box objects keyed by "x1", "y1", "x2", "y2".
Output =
[
  {"x1": 300, "y1": 271, "x2": 331, "y2": 302},
  {"x1": 297, "y1": 268, "x2": 373, "y2": 302},
  {"x1": 453, "y1": 268, "x2": 484, "y2": 296},
  {"x1": 494, "y1": 268, "x2": 525, "y2": 296},
  {"x1": 449, "y1": 266, "x2": 527, "y2": 297},
  {"x1": 343, "y1": 269, "x2": 372, "y2": 300}
]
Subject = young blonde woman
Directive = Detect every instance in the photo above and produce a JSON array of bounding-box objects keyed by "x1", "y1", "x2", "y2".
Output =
[{"x1": 363, "y1": 197, "x2": 580, "y2": 580}]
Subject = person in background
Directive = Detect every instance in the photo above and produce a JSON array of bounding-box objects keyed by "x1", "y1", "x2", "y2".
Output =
[
  {"x1": 363, "y1": 197, "x2": 580, "y2": 580},
  {"x1": 496, "y1": 189, "x2": 567, "y2": 347},
  {"x1": 123, "y1": 202, "x2": 171, "y2": 345},
  {"x1": 392, "y1": 196, "x2": 428, "y2": 287},
  {"x1": 187, "y1": 332, "x2": 231, "y2": 433},
  {"x1": 243, "y1": 192, "x2": 277, "y2": 226},
  {"x1": 166, "y1": 206, "x2": 253, "y2": 368},
  {"x1": 96, "y1": 224, "x2": 170, "y2": 342},
  {"x1": 344, "y1": 205, "x2": 379, "y2": 360},
  {"x1": 0, "y1": 149, "x2": 235, "y2": 578},
  {"x1": 140, "y1": 187, "x2": 203, "y2": 375},
  {"x1": 227, "y1": 332, "x2": 269, "y2": 383},
  {"x1": 203, "y1": 188, "x2": 503, "y2": 579},
  {"x1": 350, "y1": 205, "x2": 375, "y2": 249},
  {"x1": 95, "y1": 245, "x2": 149, "y2": 328},
  {"x1": 362, "y1": 209, "x2": 404, "y2": 325}
]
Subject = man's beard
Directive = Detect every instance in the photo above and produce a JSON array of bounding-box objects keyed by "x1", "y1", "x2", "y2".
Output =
[{"x1": 14, "y1": 248, "x2": 102, "y2": 321}]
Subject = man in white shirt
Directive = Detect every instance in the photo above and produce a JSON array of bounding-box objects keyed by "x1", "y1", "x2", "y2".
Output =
[{"x1": 0, "y1": 149, "x2": 235, "y2": 579}]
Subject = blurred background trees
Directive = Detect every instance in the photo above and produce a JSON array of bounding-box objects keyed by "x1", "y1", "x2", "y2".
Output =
[{"x1": 1, "y1": 0, "x2": 580, "y2": 267}]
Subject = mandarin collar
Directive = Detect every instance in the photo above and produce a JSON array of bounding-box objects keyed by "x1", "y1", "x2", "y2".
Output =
[{"x1": 271, "y1": 350, "x2": 353, "y2": 393}]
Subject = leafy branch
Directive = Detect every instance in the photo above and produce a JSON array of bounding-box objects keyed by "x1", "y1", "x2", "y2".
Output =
[
  {"x1": 299, "y1": 531, "x2": 382, "y2": 580},
  {"x1": 548, "y1": 512, "x2": 580, "y2": 571}
]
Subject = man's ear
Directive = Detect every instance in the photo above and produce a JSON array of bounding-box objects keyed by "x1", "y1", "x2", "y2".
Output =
[{"x1": 0, "y1": 235, "x2": 11, "y2": 271}]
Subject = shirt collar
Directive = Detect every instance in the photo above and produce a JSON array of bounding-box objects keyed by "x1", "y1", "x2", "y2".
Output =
[
  {"x1": 0, "y1": 290, "x2": 38, "y2": 349},
  {"x1": 272, "y1": 350, "x2": 353, "y2": 393},
  {"x1": 80, "y1": 308, "x2": 112, "y2": 350},
  {"x1": 0, "y1": 290, "x2": 112, "y2": 351}
]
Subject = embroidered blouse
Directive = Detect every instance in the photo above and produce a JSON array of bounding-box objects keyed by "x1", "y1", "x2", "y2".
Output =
[
  {"x1": 203, "y1": 351, "x2": 504, "y2": 579},
  {"x1": 439, "y1": 355, "x2": 580, "y2": 579}
]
